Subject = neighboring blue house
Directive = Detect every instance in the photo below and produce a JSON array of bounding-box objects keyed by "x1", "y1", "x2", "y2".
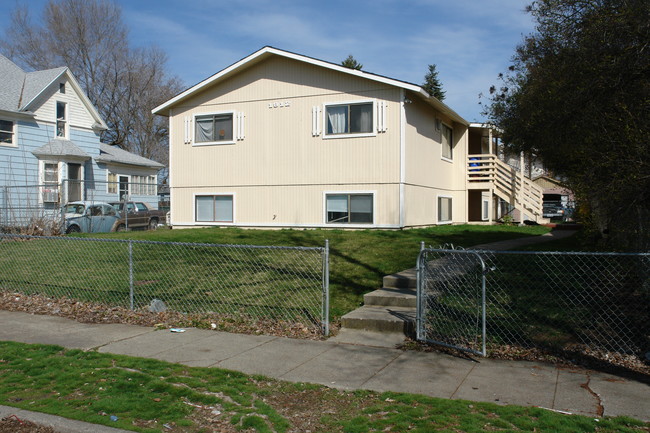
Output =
[{"x1": 0, "y1": 54, "x2": 163, "y2": 226}]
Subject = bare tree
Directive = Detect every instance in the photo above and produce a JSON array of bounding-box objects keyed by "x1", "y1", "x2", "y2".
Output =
[{"x1": 1, "y1": 0, "x2": 182, "y2": 167}]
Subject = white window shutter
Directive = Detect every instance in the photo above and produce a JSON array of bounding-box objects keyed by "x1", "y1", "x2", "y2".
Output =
[
  {"x1": 184, "y1": 116, "x2": 192, "y2": 144},
  {"x1": 236, "y1": 112, "x2": 245, "y2": 141},
  {"x1": 312, "y1": 106, "x2": 321, "y2": 136},
  {"x1": 377, "y1": 101, "x2": 388, "y2": 133}
]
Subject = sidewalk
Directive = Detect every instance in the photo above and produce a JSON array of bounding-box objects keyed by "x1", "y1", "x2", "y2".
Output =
[{"x1": 0, "y1": 309, "x2": 648, "y2": 426}]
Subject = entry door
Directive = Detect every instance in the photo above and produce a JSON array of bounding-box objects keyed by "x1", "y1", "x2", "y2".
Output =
[
  {"x1": 68, "y1": 163, "x2": 82, "y2": 202},
  {"x1": 119, "y1": 176, "x2": 129, "y2": 201}
]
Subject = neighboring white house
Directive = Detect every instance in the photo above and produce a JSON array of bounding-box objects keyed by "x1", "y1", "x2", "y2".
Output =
[
  {"x1": 153, "y1": 47, "x2": 543, "y2": 229},
  {"x1": 0, "y1": 54, "x2": 163, "y2": 225}
]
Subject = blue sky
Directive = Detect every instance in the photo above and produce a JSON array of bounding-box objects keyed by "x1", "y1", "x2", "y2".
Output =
[{"x1": 2, "y1": 0, "x2": 535, "y2": 122}]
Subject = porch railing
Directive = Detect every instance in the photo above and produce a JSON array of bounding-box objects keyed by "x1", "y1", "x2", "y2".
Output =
[{"x1": 467, "y1": 154, "x2": 544, "y2": 221}]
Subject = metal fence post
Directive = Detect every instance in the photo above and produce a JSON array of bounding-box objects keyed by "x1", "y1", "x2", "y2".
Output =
[
  {"x1": 322, "y1": 239, "x2": 330, "y2": 336},
  {"x1": 415, "y1": 241, "x2": 425, "y2": 341},
  {"x1": 479, "y1": 252, "x2": 487, "y2": 357},
  {"x1": 128, "y1": 240, "x2": 134, "y2": 310},
  {"x1": 2, "y1": 187, "x2": 8, "y2": 226}
]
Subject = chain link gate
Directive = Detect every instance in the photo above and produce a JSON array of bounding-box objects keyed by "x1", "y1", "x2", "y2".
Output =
[{"x1": 416, "y1": 248, "x2": 487, "y2": 356}]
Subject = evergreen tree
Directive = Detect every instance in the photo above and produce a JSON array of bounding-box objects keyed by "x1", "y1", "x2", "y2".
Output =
[
  {"x1": 341, "y1": 55, "x2": 363, "y2": 70},
  {"x1": 422, "y1": 64, "x2": 445, "y2": 100}
]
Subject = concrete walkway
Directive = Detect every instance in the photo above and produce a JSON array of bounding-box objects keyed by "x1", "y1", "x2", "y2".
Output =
[{"x1": 0, "y1": 309, "x2": 648, "y2": 427}]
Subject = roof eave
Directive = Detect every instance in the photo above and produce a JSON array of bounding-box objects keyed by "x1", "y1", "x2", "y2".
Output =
[
  {"x1": 0, "y1": 108, "x2": 36, "y2": 119},
  {"x1": 153, "y1": 46, "x2": 424, "y2": 116}
]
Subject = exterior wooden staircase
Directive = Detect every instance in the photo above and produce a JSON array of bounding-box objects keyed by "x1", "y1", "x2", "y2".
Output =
[{"x1": 467, "y1": 154, "x2": 545, "y2": 223}]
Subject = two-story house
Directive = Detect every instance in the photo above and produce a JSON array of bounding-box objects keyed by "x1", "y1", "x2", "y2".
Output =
[
  {"x1": 153, "y1": 47, "x2": 543, "y2": 229},
  {"x1": 0, "y1": 54, "x2": 163, "y2": 226}
]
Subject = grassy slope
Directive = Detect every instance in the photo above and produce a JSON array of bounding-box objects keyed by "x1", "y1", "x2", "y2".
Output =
[
  {"x1": 84, "y1": 224, "x2": 551, "y2": 316},
  {"x1": 0, "y1": 341, "x2": 645, "y2": 433}
]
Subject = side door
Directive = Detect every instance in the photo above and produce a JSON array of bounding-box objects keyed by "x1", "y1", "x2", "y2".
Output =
[{"x1": 85, "y1": 205, "x2": 105, "y2": 232}]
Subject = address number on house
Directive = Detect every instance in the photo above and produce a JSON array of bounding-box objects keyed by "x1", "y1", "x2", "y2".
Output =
[{"x1": 268, "y1": 101, "x2": 291, "y2": 108}]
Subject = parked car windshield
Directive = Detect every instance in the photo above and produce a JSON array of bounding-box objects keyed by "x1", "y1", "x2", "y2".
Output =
[
  {"x1": 111, "y1": 202, "x2": 135, "y2": 212},
  {"x1": 65, "y1": 204, "x2": 85, "y2": 214}
]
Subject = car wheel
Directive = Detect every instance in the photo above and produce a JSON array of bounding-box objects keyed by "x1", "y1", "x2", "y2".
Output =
[
  {"x1": 116, "y1": 224, "x2": 126, "y2": 232},
  {"x1": 148, "y1": 219, "x2": 158, "y2": 230},
  {"x1": 66, "y1": 225, "x2": 81, "y2": 234}
]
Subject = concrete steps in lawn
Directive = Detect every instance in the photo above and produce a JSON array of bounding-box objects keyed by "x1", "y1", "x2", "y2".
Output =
[{"x1": 337, "y1": 269, "x2": 418, "y2": 344}]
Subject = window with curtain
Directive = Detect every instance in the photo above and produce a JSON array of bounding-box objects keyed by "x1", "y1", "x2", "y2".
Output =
[
  {"x1": 325, "y1": 102, "x2": 373, "y2": 136},
  {"x1": 56, "y1": 102, "x2": 67, "y2": 138},
  {"x1": 195, "y1": 113, "x2": 233, "y2": 143},
  {"x1": 441, "y1": 124, "x2": 453, "y2": 160},
  {"x1": 438, "y1": 196, "x2": 452, "y2": 223},
  {"x1": 108, "y1": 172, "x2": 118, "y2": 194},
  {"x1": 326, "y1": 194, "x2": 373, "y2": 224},
  {"x1": 42, "y1": 162, "x2": 59, "y2": 203},
  {"x1": 0, "y1": 120, "x2": 14, "y2": 145},
  {"x1": 195, "y1": 195, "x2": 233, "y2": 222}
]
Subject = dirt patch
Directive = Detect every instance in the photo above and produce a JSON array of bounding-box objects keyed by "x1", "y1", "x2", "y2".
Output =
[
  {"x1": 0, "y1": 291, "x2": 338, "y2": 341},
  {"x1": 0, "y1": 416, "x2": 58, "y2": 433}
]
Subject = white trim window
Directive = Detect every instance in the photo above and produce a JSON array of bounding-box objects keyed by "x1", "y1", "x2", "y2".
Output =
[
  {"x1": 323, "y1": 101, "x2": 374, "y2": 138},
  {"x1": 438, "y1": 195, "x2": 453, "y2": 224},
  {"x1": 131, "y1": 175, "x2": 157, "y2": 195},
  {"x1": 107, "y1": 172, "x2": 118, "y2": 194},
  {"x1": 56, "y1": 101, "x2": 67, "y2": 138},
  {"x1": 193, "y1": 111, "x2": 244, "y2": 145},
  {"x1": 195, "y1": 194, "x2": 234, "y2": 223},
  {"x1": 41, "y1": 161, "x2": 60, "y2": 203},
  {"x1": 326, "y1": 193, "x2": 373, "y2": 224},
  {"x1": 0, "y1": 119, "x2": 15, "y2": 146},
  {"x1": 441, "y1": 123, "x2": 453, "y2": 160},
  {"x1": 482, "y1": 198, "x2": 490, "y2": 221}
]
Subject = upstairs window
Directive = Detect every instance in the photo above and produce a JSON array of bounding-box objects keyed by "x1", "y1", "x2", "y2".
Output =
[
  {"x1": 325, "y1": 102, "x2": 373, "y2": 136},
  {"x1": 0, "y1": 120, "x2": 14, "y2": 145},
  {"x1": 56, "y1": 102, "x2": 67, "y2": 138},
  {"x1": 441, "y1": 123, "x2": 453, "y2": 160},
  {"x1": 195, "y1": 113, "x2": 233, "y2": 144}
]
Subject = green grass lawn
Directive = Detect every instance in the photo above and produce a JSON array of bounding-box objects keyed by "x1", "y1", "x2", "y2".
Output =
[
  {"x1": 0, "y1": 341, "x2": 646, "y2": 433},
  {"x1": 80, "y1": 224, "x2": 551, "y2": 316}
]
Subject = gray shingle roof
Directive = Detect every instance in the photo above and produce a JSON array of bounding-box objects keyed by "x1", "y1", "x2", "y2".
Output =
[
  {"x1": 97, "y1": 143, "x2": 164, "y2": 169},
  {"x1": 0, "y1": 54, "x2": 66, "y2": 114},
  {"x1": 22, "y1": 67, "x2": 67, "y2": 110},
  {"x1": 0, "y1": 55, "x2": 27, "y2": 113},
  {"x1": 31, "y1": 138, "x2": 91, "y2": 159}
]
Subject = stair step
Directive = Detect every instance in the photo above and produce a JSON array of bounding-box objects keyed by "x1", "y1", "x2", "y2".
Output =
[
  {"x1": 364, "y1": 287, "x2": 417, "y2": 308},
  {"x1": 329, "y1": 328, "x2": 407, "y2": 348},
  {"x1": 341, "y1": 306, "x2": 415, "y2": 334},
  {"x1": 383, "y1": 269, "x2": 417, "y2": 289}
]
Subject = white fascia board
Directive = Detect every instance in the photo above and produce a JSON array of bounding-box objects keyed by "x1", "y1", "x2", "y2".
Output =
[
  {"x1": 152, "y1": 46, "x2": 424, "y2": 116},
  {"x1": 22, "y1": 69, "x2": 109, "y2": 130},
  {"x1": 414, "y1": 88, "x2": 469, "y2": 126},
  {"x1": 0, "y1": 108, "x2": 35, "y2": 120}
]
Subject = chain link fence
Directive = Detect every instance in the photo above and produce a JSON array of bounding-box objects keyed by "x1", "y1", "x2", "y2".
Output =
[
  {"x1": 417, "y1": 248, "x2": 650, "y2": 358},
  {"x1": 0, "y1": 234, "x2": 330, "y2": 335}
]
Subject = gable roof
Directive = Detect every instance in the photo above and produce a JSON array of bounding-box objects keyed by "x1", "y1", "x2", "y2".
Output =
[
  {"x1": 0, "y1": 54, "x2": 107, "y2": 129},
  {"x1": 153, "y1": 46, "x2": 468, "y2": 125},
  {"x1": 96, "y1": 143, "x2": 164, "y2": 169}
]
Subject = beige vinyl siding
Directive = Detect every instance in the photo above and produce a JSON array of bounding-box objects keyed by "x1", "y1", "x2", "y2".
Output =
[
  {"x1": 401, "y1": 96, "x2": 468, "y2": 225},
  {"x1": 402, "y1": 185, "x2": 466, "y2": 226},
  {"x1": 32, "y1": 77, "x2": 96, "y2": 130},
  {"x1": 172, "y1": 183, "x2": 400, "y2": 228},
  {"x1": 169, "y1": 57, "x2": 403, "y2": 226}
]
